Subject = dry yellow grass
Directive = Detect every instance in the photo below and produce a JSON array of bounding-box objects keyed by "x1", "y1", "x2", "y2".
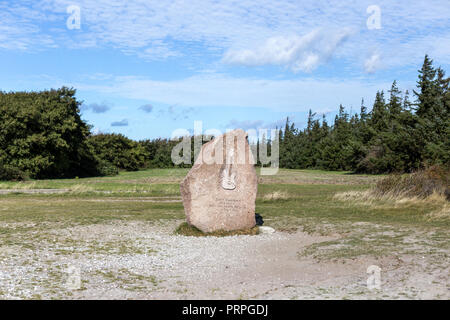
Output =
[
  {"x1": 333, "y1": 189, "x2": 449, "y2": 221},
  {"x1": 68, "y1": 184, "x2": 95, "y2": 193},
  {"x1": 262, "y1": 191, "x2": 290, "y2": 201},
  {"x1": 0, "y1": 181, "x2": 37, "y2": 190},
  {"x1": 334, "y1": 189, "x2": 448, "y2": 204},
  {"x1": 426, "y1": 200, "x2": 450, "y2": 221}
]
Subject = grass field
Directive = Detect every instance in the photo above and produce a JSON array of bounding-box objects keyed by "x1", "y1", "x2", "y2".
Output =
[{"x1": 0, "y1": 168, "x2": 448, "y2": 299}]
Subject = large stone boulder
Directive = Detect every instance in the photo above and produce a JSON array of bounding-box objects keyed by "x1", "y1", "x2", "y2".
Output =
[{"x1": 180, "y1": 129, "x2": 257, "y2": 233}]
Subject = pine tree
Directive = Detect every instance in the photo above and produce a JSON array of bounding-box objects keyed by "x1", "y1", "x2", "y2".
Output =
[
  {"x1": 388, "y1": 80, "x2": 402, "y2": 119},
  {"x1": 413, "y1": 55, "x2": 449, "y2": 166},
  {"x1": 360, "y1": 98, "x2": 368, "y2": 122},
  {"x1": 370, "y1": 91, "x2": 388, "y2": 132},
  {"x1": 403, "y1": 90, "x2": 412, "y2": 111},
  {"x1": 306, "y1": 109, "x2": 316, "y2": 133},
  {"x1": 321, "y1": 114, "x2": 329, "y2": 135},
  {"x1": 414, "y1": 54, "x2": 437, "y2": 118}
]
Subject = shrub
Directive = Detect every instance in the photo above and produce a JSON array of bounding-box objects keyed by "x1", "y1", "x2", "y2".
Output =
[
  {"x1": 0, "y1": 163, "x2": 28, "y2": 181},
  {"x1": 372, "y1": 165, "x2": 449, "y2": 200},
  {"x1": 87, "y1": 133, "x2": 146, "y2": 171},
  {"x1": 0, "y1": 87, "x2": 99, "y2": 179},
  {"x1": 96, "y1": 160, "x2": 120, "y2": 176}
]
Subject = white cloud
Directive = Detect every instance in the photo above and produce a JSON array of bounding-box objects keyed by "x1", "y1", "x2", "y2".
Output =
[
  {"x1": 139, "y1": 104, "x2": 154, "y2": 113},
  {"x1": 364, "y1": 53, "x2": 381, "y2": 74},
  {"x1": 226, "y1": 119, "x2": 265, "y2": 131},
  {"x1": 1, "y1": 0, "x2": 449, "y2": 71},
  {"x1": 82, "y1": 102, "x2": 111, "y2": 113},
  {"x1": 70, "y1": 74, "x2": 396, "y2": 112},
  {"x1": 297, "y1": 54, "x2": 320, "y2": 73},
  {"x1": 225, "y1": 118, "x2": 289, "y2": 131},
  {"x1": 222, "y1": 29, "x2": 352, "y2": 72},
  {"x1": 111, "y1": 119, "x2": 129, "y2": 127}
]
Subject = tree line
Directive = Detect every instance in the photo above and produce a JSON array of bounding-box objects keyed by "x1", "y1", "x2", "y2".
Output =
[
  {"x1": 274, "y1": 55, "x2": 449, "y2": 173},
  {"x1": 0, "y1": 55, "x2": 448, "y2": 180}
]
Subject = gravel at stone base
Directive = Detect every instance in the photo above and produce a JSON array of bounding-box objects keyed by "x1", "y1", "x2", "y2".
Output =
[
  {"x1": 0, "y1": 220, "x2": 448, "y2": 299},
  {"x1": 77, "y1": 230, "x2": 290, "y2": 282},
  {"x1": 61, "y1": 223, "x2": 309, "y2": 299}
]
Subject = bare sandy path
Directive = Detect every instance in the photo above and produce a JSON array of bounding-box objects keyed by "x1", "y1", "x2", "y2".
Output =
[
  {"x1": 0, "y1": 220, "x2": 448, "y2": 299},
  {"x1": 0, "y1": 189, "x2": 69, "y2": 194}
]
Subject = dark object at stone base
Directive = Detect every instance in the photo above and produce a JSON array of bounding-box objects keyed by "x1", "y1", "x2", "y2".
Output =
[{"x1": 255, "y1": 213, "x2": 264, "y2": 226}]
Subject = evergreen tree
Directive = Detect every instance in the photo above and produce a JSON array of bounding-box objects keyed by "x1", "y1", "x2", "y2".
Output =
[
  {"x1": 388, "y1": 80, "x2": 403, "y2": 119},
  {"x1": 360, "y1": 98, "x2": 368, "y2": 122},
  {"x1": 1, "y1": 55, "x2": 448, "y2": 180},
  {"x1": 414, "y1": 54, "x2": 437, "y2": 118},
  {"x1": 370, "y1": 91, "x2": 388, "y2": 132}
]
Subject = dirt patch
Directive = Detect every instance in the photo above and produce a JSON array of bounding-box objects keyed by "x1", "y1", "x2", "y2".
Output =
[
  {"x1": 0, "y1": 189, "x2": 69, "y2": 194},
  {"x1": 0, "y1": 220, "x2": 447, "y2": 299}
]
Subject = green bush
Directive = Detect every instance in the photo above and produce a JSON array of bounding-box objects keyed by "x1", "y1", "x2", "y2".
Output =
[
  {"x1": 87, "y1": 133, "x2": 146, "y2": 171},
  {"x1": 0, "y1": 163, "x2": 28, "y2": 181},
  {"x1": 0, "y1": 87, "x2": 100, "y2": 179},
  {"x1": 96, "y1": 160, "x2": 120, "y2": 176}
]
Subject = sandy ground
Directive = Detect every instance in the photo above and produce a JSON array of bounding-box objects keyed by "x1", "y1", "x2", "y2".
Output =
[
  {"x1": 0, "y1": 220, "x2": 448, "y2": 300},
  {"x1": 0, "y1": 189, "x2": 70, "y2": 194}
]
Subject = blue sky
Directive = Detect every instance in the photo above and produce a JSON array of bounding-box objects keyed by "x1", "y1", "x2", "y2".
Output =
[{"x1": 1, "y1": 0, "x2": 449, "y2": 140}]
